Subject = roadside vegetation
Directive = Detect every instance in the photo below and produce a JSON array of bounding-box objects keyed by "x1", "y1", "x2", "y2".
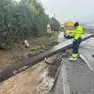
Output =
[
  {"x1": 0, "y1": 0, "x2": 60, "y2": 50},
  {"x1": 0, "y1": 0, "x2": 60, "y2": 70}
]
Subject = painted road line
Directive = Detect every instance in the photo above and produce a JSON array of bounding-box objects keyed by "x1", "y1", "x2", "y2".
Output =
[{"x1": 79, "y1": 54, "x2": 93, "y2": 71}]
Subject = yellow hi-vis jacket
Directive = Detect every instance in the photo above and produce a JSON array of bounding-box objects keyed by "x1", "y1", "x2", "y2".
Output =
[{"x1": 70, "y1": 26, "x2": 83, "y2": 40}]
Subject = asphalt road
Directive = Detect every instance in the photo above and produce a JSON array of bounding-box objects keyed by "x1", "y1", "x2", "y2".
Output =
[
  {"x1": 57, "y1": 32, "x2": 66, "y2": 42},
  {"x1": 54, "y1": 33, "x2": 94, "y2": 94}
]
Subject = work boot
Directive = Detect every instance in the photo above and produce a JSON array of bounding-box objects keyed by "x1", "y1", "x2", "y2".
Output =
[{"x1": 69, "y1": 57, "x2": 77, "y2": 61}]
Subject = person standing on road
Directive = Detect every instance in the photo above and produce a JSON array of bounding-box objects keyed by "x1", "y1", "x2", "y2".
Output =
[{"x1": 69, "y1": 22, "x2": 83, "y2": 61}]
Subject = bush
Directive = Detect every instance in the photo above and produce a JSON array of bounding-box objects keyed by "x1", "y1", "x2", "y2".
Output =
[{"x1": 0, "y1": 0, "x2": 60, "y2": 49}]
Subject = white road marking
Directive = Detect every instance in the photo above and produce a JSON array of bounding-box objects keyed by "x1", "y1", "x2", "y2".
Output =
[{"x1": 79, "y1": 54, "x2": 93, "y2": 71}]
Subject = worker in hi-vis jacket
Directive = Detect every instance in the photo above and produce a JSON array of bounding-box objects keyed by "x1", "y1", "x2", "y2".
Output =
[{"x1": 69, "y1": 22, "x2": 83, "y2": 61}]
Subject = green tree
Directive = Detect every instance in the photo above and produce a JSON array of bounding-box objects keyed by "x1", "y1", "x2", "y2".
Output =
[
  {"x1": 50, "y1": 17, "x2": 60, "y2": 31},
  {"x1": 0, "y1": 0, "x2": 60, "y2": 50}
]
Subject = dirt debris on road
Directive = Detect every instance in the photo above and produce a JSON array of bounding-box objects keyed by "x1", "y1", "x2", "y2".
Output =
[
  {"x1": 0, "y1": 34, "x2": 59, "y2": 72},
  {"x1": 0, "y1": 62, "x2": 47, "y2": 94},
  {"x1": 0, "y1": 32, "x2": 61, "y2": 94},
  {"x1": 0, "y1": 52, "x2": 64, "y2": 94}
]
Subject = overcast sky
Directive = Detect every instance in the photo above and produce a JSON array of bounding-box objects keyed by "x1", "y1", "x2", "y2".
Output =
[{"x1": 16, "y1": 0, "x2": 94, "y2": 24}]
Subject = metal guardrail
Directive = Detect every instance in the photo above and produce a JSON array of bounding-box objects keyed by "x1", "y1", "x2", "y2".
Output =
[{"x1": 0, "y1": 34, "x2": 94, "y2": 82}]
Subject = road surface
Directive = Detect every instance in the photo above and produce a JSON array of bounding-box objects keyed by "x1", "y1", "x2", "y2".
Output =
[
  {"x1": 53, "y1": 36, "x2": 94, "y2": 94},
  {"x1": 58, "y1": 32, "x2": 66, "y2": 42}
]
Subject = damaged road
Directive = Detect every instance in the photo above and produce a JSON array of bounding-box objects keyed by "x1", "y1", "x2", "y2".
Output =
[
  {"x1": 0, "y1": 32, "x2": 94, "y2": 94},
  {"x1": 0, "y1": 52, "x2": 64, "y2": 94},
  {"x1": 0, "y1": 33, "x2": 93, "y2": 82}
]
